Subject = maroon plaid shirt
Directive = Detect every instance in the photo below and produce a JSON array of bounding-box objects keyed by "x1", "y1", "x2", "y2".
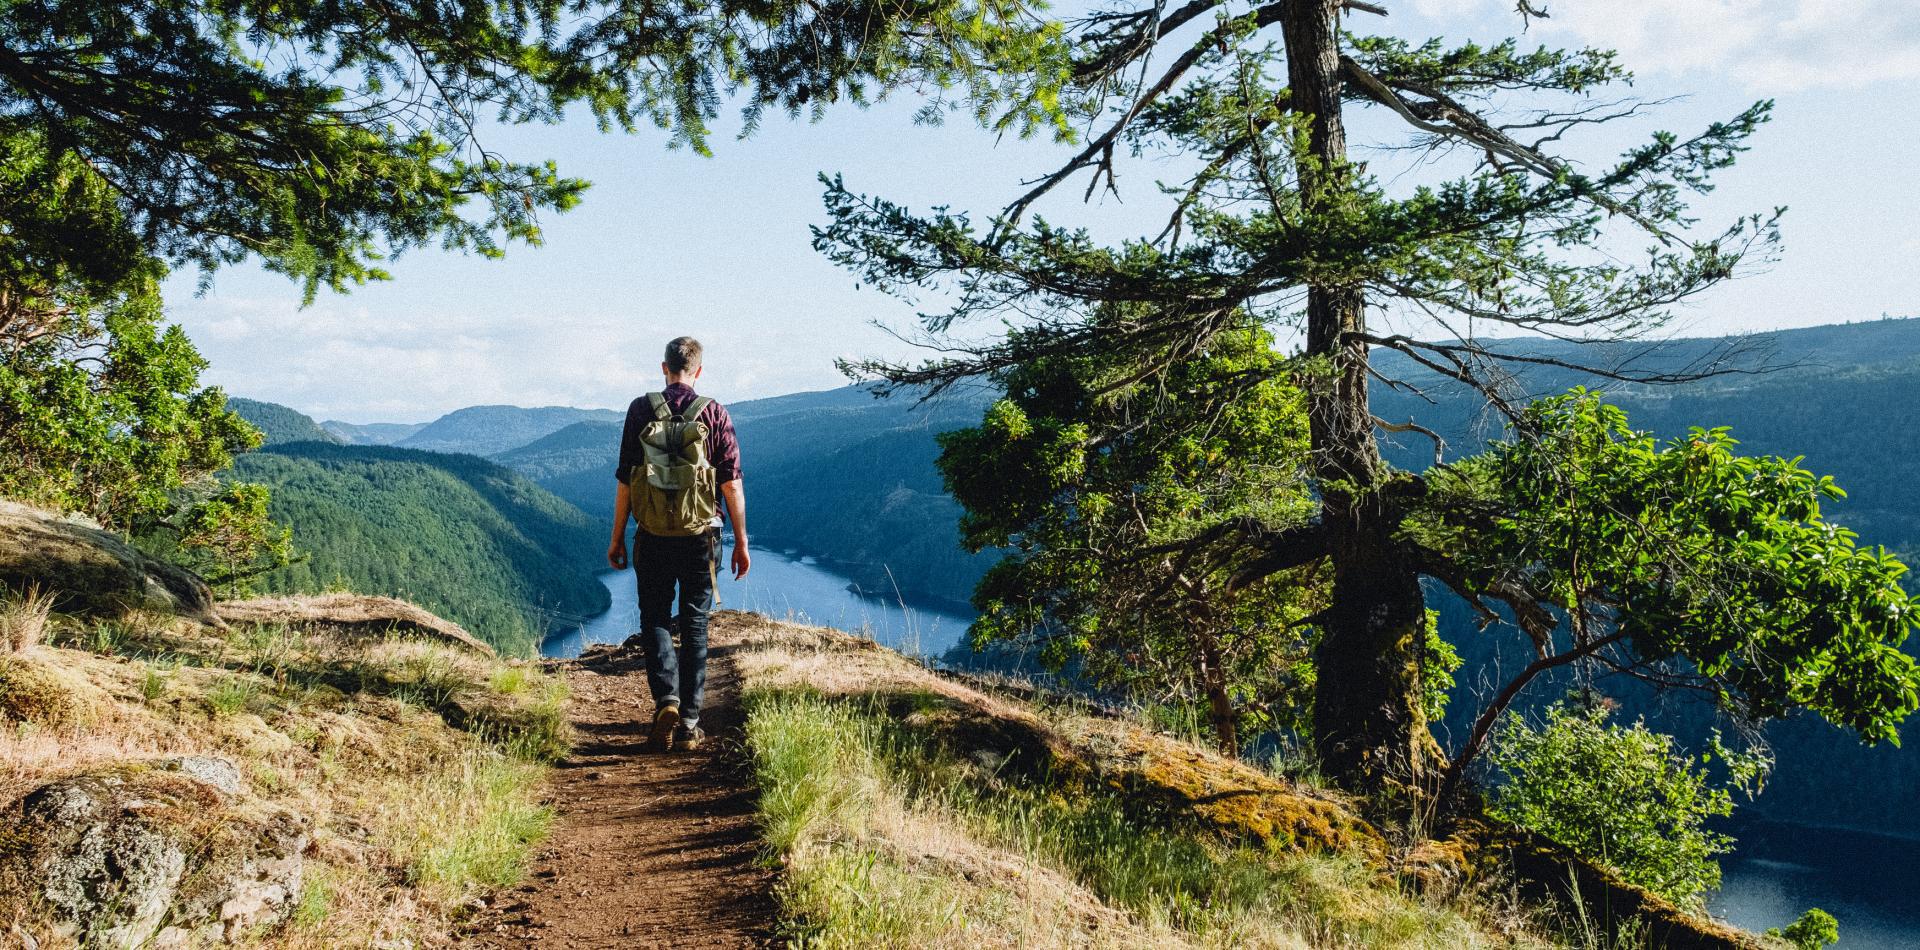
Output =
[{"x1": 614, "y1": 383, "x2": 742, "y2": 485}]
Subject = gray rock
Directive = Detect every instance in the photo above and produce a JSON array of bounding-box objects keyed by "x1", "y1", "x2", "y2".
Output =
[
  {"x1": 3, "y1": 761, "x2": 306, "y2": 948},
  {"x1": 156, "y1": 756, "x2": 244, "y2": 796},
  {"x1": 0, "y1": 500, "x2": 218, "y2": 625}
]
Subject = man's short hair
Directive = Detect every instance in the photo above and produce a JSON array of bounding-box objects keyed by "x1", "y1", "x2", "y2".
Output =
[{"x1": 664, "y1": 336, "x2": 703, "y2": 374}]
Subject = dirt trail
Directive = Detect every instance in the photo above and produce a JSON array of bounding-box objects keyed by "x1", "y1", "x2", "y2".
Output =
[{"x1": 468, "y1": 625, "x2": 776, "y2": 948}]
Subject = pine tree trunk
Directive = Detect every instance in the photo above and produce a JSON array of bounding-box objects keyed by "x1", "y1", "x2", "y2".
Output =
[{"x1": 1282, "y1": 0, "x2": 1435, "y2": 796}]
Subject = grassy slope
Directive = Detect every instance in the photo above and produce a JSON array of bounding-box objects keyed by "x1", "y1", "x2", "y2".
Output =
[
  {"x1": 231, "y1": 443, "x2": 610, "y2": 655},
  {"x1": 0, "y1": 594, "x2": 567, "y2": 947},
  {"x1": 727, "y1": 615, "x2": 1612, "y2": 950}
]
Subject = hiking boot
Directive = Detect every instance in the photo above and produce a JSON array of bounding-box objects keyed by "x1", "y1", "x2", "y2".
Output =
[
  {"x1": 647, "y1": 704, "x2": 681, "y2": 751},
  {"x1": 671, "y1": 725, "x2": 704, "y2": 752}
]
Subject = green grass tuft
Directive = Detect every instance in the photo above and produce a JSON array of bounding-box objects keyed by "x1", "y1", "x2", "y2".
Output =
[
  {"x1": 393, "y1": 750, "x2": 553, "y2": 900},
  {"x1": 205, "y1": 676, "x2": 259, "y2": 717}
]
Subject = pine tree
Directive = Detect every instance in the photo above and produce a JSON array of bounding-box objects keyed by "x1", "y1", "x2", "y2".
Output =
[{"x1": 817, "y1": 1, "x2": 1919, "y2": 806}]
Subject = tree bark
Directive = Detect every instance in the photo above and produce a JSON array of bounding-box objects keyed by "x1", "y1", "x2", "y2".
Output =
[
  {"x1": 1282, "y1": 0, "x2": 1435, "y2": 796},
  {"x1": 1195, "y1": 624, "x2": 1241, "y2": 755}
]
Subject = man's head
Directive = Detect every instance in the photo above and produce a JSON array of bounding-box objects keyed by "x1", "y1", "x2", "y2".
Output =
[{"x1": 662, "y1": 336, "x2": 703, "y2": 382}]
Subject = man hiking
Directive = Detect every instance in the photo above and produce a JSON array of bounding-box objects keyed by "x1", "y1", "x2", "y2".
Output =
[{"x1": 608, "y1": 336, "x2": 749, "y2": 752}]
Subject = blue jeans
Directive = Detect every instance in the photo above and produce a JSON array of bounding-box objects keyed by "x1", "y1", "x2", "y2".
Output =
[{"x1": 634, "y1": 529, "x2": 719, "y2": 727}]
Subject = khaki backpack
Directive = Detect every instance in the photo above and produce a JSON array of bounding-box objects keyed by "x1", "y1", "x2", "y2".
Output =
[{"x1": 631, "y1": 392, "x2": 719, "y2": 536}]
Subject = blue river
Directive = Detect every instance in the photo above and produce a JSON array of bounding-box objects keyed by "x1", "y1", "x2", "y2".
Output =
[
  {"x1": 542, "y1": 550, "x2": 1918, "y2": 948},
  {"x1": 539, "y1": 547, "x2": 973, "y2": 662}
]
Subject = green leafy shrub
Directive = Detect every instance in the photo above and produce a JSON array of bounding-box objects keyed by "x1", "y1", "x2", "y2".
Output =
[
  {"x1": 1766, "y1": 908, "x2": 1838, "y2": 950},
  {"x1": 1486, "y1": 701, "x2": 1761, "y2": 908}
]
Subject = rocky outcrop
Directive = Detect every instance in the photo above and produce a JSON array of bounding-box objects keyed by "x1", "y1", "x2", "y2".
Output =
[
  {"x1": 0, "y1": 756, "x2": 308, "y2": 949},
  {"x1": 0, "y1": 500, "x2": 218, "y2": 625},
  {"x1": 216, "y1": 593, "x2": 496, "y2": 656},
  {"x1": 1083, "y1": 722, "x2": 1388, "y2": 859}
]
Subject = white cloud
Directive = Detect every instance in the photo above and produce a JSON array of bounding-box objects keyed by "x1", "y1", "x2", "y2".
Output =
[
  {"x1": 165, "y1": 293, "x2": 867, "y2": 422},
  {"x1": 1408, "y1": 0, "x2": 1920, "y2": 91}
]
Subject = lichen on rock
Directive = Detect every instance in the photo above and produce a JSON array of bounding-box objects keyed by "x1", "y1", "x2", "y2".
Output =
[{"x1": 1, "y1": 757, "x2": 307, "y2": 948}]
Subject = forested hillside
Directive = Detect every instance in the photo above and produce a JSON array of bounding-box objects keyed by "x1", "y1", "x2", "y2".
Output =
[
  {"x1": 227, "y1": 397, "x2": 339, "y2": 445},
  {"x1": 230, "y1": 442, "x2": 610, "y2": 655},
  {"x1": 398, "y1": 405, "x2": 621, "y2": 456},
  {"x1": 726, "y1": 386, "x2": 996, "y2": 604},
  {"x1": 491, "y1": 419, "x2": 621, "y2": 519}
]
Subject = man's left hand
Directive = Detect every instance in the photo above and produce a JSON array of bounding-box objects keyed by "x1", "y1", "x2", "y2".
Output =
[{"x1": 731, "y1": 544, "x2": 751, "y2": 580}]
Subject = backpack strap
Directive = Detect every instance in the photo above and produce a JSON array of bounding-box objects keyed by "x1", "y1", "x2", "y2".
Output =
[
  {"x1": 678, "y1": 396, "x2": 713, "y2": 423},
  {"x1": 647, "y1": 392, "x2": 672, "y2": 421}
]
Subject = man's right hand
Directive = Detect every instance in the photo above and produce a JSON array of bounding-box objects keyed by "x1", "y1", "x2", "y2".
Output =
[{"x1": 607, "y1": 537, "x2": 628, "y2": 570}]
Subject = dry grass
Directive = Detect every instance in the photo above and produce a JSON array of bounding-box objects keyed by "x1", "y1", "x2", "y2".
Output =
[
  {"x1": 0, "y1": 608, "x2": 567, "y2": 947},
  {"x1": 0, "y1": 585, "x2": 53, "y2": 653}
]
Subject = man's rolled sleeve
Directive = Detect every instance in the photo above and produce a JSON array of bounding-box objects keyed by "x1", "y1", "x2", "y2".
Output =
[{"x1": 706, "y1": 404, "x2": 742, "y2": 484}]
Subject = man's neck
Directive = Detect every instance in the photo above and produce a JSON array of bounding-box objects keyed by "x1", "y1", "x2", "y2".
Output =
[{"x1": 663, "y1": 377, "x2": 695, "y2": 390}]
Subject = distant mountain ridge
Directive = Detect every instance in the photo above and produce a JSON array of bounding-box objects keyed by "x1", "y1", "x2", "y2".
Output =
[
  {"x1": 396, "y1": 405, "x2": 622, "y2": 456},
  {"x1": 487, "y1": 385, "x2": 999, "y2": 605},
  {"x1": 322, "y1": 419, "x2": 428, "y2": 445},
  {"x1": 228, "y1": 397, "x2": 340, "y2": 445}
]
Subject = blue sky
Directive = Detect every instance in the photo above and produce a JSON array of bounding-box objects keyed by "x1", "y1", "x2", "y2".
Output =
[{"x1": 162, "y1": 0, "x2": 1920, "y2": 423}]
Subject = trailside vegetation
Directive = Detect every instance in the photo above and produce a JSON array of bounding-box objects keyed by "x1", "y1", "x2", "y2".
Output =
[
  {"x1": 0, "y1": 136, "x2": 290, "y2": 588},
  {"x1": 1483, "y1": 698, "x2": 1768, "y2": 910},
  {"x1": 817, "y1": 0, "x2": 1920, "y2": 822}
]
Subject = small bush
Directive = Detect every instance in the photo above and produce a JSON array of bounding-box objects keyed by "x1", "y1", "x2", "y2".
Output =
[
  {"x1": 235, "y1": 623, "x2": 304, "y2": 682},
  {"x1": 139, "y1": 663, "x2": 169, "y2": 702},
  {"x1": 1486, "y1": 701, "x2": 1750, "y2": 909},
  {"x1": 499, "y1": 675, "x2": 571, "y2": 763},
  {"x1": 73, "y1": 619, "x2": 139, "y2": 655},
  {"x1": 489, "y1": 665, "x2": 531, "y2": 696},
  {"x1": 291, "y1": 868, "x2": 336, "y2": 929},
  {"x1": 387, "y1": 650, "x2": 475, "y2": 708},
  {"x1": 1767, "y1": 908, "x2": 1839, "y2": 950},
  {"x1": 0, "y1": 586, "x2": 53, "y2": 653}
]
